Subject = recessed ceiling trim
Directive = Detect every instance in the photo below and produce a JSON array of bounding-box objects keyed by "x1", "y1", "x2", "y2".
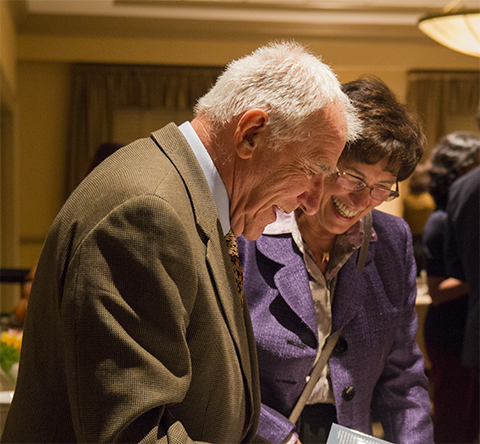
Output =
[
  {"x1": 26, "y1": 0, "x2": 422, "y2": 25},
  {"x1": 21, "y1": 0, "x2": 479, "y2": 43}
]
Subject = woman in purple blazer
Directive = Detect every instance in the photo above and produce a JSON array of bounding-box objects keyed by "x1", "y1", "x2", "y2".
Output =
[{"x1": 238, "y1": 76, "x2": 434, "y2": 444}]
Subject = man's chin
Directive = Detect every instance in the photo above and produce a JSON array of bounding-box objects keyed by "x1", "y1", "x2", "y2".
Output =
[
  {"x1": 241, "y1": 227, "x2": 264, "y2": 241},
  {"x1": 241, "y1": 221, "x2": 271, "y2": 240},
  {"x1": 243, "y1": 217, "x2": 278, "y2": 241}
]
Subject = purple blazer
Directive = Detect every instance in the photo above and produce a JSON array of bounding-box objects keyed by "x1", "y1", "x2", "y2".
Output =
[{"x1": 238, "y1": 209, "x2": 433, "y2": 444}]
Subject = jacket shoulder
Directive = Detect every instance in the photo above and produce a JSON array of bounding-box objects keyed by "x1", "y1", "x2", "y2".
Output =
[{"x1": 371, "y1": 209, "x2": 410, "y2": 238}]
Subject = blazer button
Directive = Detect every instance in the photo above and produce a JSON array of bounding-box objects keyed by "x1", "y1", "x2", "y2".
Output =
[
  {"x1": 342, "y1": 386, "x2": 355, "y2": 402},
  {"x1": 333, "y1": 337, "x2": 348, "y2": 356}
]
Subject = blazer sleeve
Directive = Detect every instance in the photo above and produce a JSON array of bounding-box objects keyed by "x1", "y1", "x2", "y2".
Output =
[
  {"x1": 370, "y1": 217, "x2": 433, "y2": 443},
  {"x1": 62, "y1": 194, "x2": 207, "y2": 443}
]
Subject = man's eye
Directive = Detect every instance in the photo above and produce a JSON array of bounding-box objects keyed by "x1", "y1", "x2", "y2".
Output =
[
  {"x1": 314, "y1": 164, "x2": 333, "y2": 175},
  {"x1": 305, "y1": 166, "x2": 322, "y2": 176}
]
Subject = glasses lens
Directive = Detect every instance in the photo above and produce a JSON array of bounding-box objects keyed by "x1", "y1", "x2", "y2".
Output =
[
  {"x1": 336, "y1": 173, "x2": 364, "y2": 191},
  {"x1": 371, "y1": 187, "x2": 399, "y2": 202},
  {"x1": 337, "y1": 172, "x2": 399, "y2": 201},
  {"x1": 370, "y1": 188, "x2": 391, "y2": 201}
]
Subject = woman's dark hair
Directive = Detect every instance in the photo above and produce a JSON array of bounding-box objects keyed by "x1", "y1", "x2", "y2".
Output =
[
  {"x1": 340, "y1": 75, "x2": 426, "y2": 181},
  {"x1": 429, "y1": 131, "x2": 480, "y2": 209}
]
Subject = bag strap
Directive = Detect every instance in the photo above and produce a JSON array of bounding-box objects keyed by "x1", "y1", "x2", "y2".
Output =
[
  {"x1": 288, "y1": 328, "x2": 343, "y2": 424},
  {"x1": 356, "y1": 211, "x2": 372, "y2": 273}
]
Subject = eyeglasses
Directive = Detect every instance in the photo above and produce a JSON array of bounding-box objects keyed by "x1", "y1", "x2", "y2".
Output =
[{"x1": 335, "y1": 170, "x2": 399, "y2": 202}]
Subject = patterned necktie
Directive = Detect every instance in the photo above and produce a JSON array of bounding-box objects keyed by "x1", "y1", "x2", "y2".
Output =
[{"x1": 225, "y1": 229, "x2": 245, "y2": 309}]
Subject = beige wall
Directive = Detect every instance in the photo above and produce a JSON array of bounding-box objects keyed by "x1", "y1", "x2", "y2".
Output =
[
  {"x1": 17, "y1": 62, "x2": 71, "y2": 268},
  {"x1": 1, "y1": 1, "x2": 21, "y2": 311},
  {"x1": 11, "y1": 33, "x2": 480, "y2": 276},
  {"x1": 1, "y1": 0, "x2": 17, "y2": 93},
  {"x1": 18, "y1": 34, "x2": 480, "y2": 72}
]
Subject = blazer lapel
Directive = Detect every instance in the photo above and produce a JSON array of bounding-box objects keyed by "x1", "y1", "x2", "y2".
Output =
[
  {"x1": 150, "y1": 123, "x2": 219, "y2": 231},
  {"x1": 256, "y1": 234, "x2": 318, "y2": 341},
  {"x1": 150, "y1": 124, "x2": 256, "y2": 430},
  {"x1": 255, "y1": 226, "x2": 376, "y2": 339}
]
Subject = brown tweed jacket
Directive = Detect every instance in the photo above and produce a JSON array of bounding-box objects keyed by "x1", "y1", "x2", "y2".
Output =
[{"x1": 2, "y1": 124, "x2": 265, "y2": 443}]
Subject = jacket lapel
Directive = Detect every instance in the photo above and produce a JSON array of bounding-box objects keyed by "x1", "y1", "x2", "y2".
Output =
[
  {"x1": 256, "y1": 234, "x2": 319, "y2": 341},
  {"x1": 256, "y1": 229, "x2": 376, "y2": 335},
  {"x1": 150, "y1": 124, "x2": 256, "y2": 432}
]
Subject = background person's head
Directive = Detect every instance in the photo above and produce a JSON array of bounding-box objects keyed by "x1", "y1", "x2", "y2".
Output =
[
  {"x1": 408, "y1": 163, "x2": 432, "y2": 195},
  {"x1": 429, "y1": 131, "x2": 480, "y2": 210}
]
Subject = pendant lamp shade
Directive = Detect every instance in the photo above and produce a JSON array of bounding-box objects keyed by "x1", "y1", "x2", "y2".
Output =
[{"x1": 418, "y1": 10, "x2": 480, "y2": 57}]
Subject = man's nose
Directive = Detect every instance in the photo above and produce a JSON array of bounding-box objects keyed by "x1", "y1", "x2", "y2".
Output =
[{"x1": 298, "y1": 176, "x2": 323, "y2": 215}]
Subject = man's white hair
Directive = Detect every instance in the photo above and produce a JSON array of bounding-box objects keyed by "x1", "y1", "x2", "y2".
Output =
[{"x1": 195, "y1": 41, "x2": 361, "y2": 150}]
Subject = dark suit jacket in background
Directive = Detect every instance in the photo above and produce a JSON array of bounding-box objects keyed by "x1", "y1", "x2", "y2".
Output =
[
  {"x1": 2, "y1": 124, "x2": 263, "y2": 443},
  {"x1": 445, "y1": 165, "x2": 480, "y2": 368},
  {"x1": 238, "y1": 209, "x2": 433, "y2": 444}
]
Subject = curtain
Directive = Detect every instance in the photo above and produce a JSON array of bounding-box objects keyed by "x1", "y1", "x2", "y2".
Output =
[
  {"x1": 406, "y1": 70, "x2": 480, "y2": 159},
  {"x1": 66, "y1": 64, "x2": 223, "y2": 197}
]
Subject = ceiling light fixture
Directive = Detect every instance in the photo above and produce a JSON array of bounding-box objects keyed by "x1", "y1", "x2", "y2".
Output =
[{"x1": 418, "y1": 0, "x2": 480, "y2": 57}]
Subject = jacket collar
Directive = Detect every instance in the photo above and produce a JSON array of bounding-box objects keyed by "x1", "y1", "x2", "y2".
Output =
[
  {"x1": 256, "y1": 219, "x2": 377, "y2": 334},
  {"x1": 178, "y1": 121, "x2": 230, "y2": 235},
  {"x1": 256, "y1": 234, "x2": 319, "y2": 340},
  {"x1": 151, "y1": 123, "x2": 221, "y2": 239}
]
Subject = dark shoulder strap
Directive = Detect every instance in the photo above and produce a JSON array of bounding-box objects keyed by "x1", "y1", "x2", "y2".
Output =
[{"x1": 356, "y1": 211, "x2": 372, "y2": 273}]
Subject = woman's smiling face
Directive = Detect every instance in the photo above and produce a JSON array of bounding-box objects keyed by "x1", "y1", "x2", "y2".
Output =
[{"x1": 309, "y1": 160, "x2": 398, "y2": 236}]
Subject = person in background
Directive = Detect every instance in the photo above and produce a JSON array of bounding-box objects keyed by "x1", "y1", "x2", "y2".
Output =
[
  {"x1": 2, "y1": 41, "x2": 361, "y2": 444},
  {"x1": 425, "y1": 132, "x2": 480, "y2": 443},
  {"x1": 13, "y1": 267, "x2": 36, "y2": 325},
  {"x1": 238, "y1": 75, "x2": 433, "y2": 444},
  {"x1": 446, "y1": 162, "x2": 480, "y2": 371},
  {"x1": 402, "y1": 162, "x2": 435, "y2": 275}
]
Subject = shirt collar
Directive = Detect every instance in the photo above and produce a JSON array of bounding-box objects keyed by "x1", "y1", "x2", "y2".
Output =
[
  {"x1": 179, "y1": 121, "x2": 230, "y2": 235},
  {"x1": 264, "y1": 209, "x2": 377, "y2": 281},
  {"x1": 263, "y1": 209, "x2": 295, "y2": 235}
]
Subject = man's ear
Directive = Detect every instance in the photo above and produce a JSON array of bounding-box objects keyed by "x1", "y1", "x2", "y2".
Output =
[{"x1": 234, "y1": 109, "x2": 269, "y2": 159}]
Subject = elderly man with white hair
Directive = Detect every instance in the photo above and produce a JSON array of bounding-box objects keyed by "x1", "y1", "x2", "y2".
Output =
[{"x1": 3, "y1": 41, "x2": 360, "y2": 444}]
